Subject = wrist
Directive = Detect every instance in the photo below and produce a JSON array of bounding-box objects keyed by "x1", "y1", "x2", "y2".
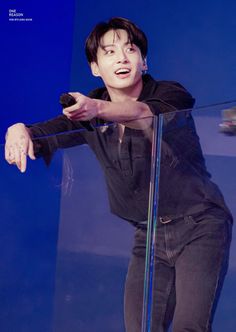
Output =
[{"x1": 96, "y1": 99, "x2": 108, "y2": 119}]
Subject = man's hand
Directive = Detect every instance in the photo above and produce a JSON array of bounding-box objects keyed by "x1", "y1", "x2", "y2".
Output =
[
  {"x1": 62, "y1": 92, "x2": 153, "y2": 130},
  {"x1": 63, "y1": 92, "x2": 99, "y2": 121},
  {"x1": 5, "y1": 123, "x2": 36, "y2": 173}
]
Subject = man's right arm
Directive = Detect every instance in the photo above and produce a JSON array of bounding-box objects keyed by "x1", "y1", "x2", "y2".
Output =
[{"x1": 5, "y1": 115, "x2": 86, "y2": 172}]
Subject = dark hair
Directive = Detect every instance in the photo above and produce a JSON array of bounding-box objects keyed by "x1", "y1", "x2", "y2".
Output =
[{"x1": 85, "y1": 17, "x2": 148, "y2": 64}]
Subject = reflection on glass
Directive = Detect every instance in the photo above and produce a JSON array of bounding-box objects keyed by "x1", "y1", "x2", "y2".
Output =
[
  {"x1": 1, "y1": 102, "x2": 236, "y2": 332},
  {"x1": 150, "y1": 104, "x2": 236, "y2": 332}
]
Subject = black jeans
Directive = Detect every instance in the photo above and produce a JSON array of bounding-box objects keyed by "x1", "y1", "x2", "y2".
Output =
[{"x1": 124, "y1": 207, "x2": 232, "y2": 332}]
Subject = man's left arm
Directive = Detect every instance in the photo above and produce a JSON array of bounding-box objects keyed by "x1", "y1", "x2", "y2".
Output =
[
  {"x1": 63, "y1": 83, "x2": 195, "y2": 129},
  {"x1": 63, "y1": 92, "x2": 153, "y2": 130}
]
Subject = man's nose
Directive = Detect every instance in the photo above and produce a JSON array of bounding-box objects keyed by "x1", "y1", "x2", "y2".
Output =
[{"x1": 117, "y1": 50, "x2": 129, "y2": 63}]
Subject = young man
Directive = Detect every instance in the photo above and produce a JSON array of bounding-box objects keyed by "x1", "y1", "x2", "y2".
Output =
[{"x1": 5, "y1": 17, "x2": 232, "y2": 331}]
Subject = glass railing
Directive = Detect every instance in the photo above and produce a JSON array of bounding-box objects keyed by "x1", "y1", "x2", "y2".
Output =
[
  {"x1": 1, "y1": 119, "x2": 153, "y2": 332},
  {"x1": 0, "y1": 102, "x2": 236, "y2": 332},
  {"x1": 149, "y1": 102, "x2": 236, "y2": 332}
]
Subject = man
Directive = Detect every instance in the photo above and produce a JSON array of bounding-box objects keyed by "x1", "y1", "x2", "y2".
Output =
[{"x1": 5, "y1": 17, "x2": 232, "y2": 331}]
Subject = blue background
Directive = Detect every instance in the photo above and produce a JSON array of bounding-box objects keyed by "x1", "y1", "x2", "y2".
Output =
[
  {"x1": 1, "y1": 0, "x2": 236, "y2": 141},
  {"x1": 1, "y1": 0, "x2": 236, "y2": 331}
]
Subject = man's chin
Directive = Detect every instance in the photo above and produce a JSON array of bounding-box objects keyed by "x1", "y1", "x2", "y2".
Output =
[{"x1": 110, "y1": 77, "x2": 142, "y2": 90}]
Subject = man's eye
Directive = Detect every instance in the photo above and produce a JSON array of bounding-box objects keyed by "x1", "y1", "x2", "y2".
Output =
[
  {"x1": 127, "y1": 47, "x2": 135, "y2": 53},
  {"x1": 105, "y1": 50, "x2": 114, "y2": 55}
]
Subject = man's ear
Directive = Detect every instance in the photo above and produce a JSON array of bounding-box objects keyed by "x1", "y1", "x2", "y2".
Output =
[
  {"x1": 142, "y1": 57, "x2": 148, "y2": 71},
  {"x1": 91, "y1": 62, "x2": 100, "y2": 77}
]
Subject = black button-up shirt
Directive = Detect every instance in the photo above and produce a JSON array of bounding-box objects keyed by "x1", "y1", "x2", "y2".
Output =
[{"x1": 29, "y1": 74, "x2": 232, "y2": 226}]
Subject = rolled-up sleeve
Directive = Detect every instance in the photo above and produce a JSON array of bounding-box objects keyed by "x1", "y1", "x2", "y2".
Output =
[{"x1": 142, "y1": 81, "x2": 195, "y2": 115}]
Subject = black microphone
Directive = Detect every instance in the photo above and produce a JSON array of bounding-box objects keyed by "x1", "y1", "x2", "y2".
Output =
[{"x1": 60, "y1": 93, "x2": 94, "y2": 131}]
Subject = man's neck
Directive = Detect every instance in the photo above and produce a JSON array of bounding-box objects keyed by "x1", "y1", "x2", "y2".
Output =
[{"x1": 106, "y1": 78, "x2": 143, "y2": 102}]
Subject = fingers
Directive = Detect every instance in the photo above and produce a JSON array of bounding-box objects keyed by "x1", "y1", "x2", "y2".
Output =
[
  {"x1": 63, "y1": 92, "x2": 84, "y2": 117},
  {"x1": 68, "y1": 92, "x2": 81, "y2": 100},
  {"x1": 63, "y1": 106, "x2": 85, "y2": 121},
  {"x1": 20, "y1": 147, "x2": 27, "y2": 173},
  {"x1": 5, "y1": 144, "x2": 15, "y2": 165},
  {"x1": 13, "y1": 143, "x2": 21, "y2": 170},
  {"x1": 19, "y1": 139, "x2": 36, "y2": 172},
  {"x1": 64, "y1": 103, "x2": 80, "y2": 112},
  {"x1": 28, "y1": 140, "x2": 36, "y2": 160},
  {"x1": 5, "y1": 146, "x2": 33, "y2": 173},
  {"x1": 13, "y1": 143, "x2": 27, "y2": 172},
  {"x1": 5, "y1": 124, "x2": 35, "y2": 173},
  {"x1": 5, "y1": 143, "x2": 28, "y2": 172},
  {"x1": 62, "y1": 92, "x2": 97, "y2": 121}
]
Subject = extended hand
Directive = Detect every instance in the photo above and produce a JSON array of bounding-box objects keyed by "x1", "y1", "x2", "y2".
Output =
[
  {"x1": 62, "y1": 92, "x2": 99, "y2": 121},
  {"x1": 5, "y1": 123, "x2": 35, "y2": 172}
]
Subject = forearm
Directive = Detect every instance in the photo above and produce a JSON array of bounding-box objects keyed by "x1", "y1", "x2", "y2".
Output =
[{"x1": 96, "y1": 99, "x2": 153, "y2": 129}]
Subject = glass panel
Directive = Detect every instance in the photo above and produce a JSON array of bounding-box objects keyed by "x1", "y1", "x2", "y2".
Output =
[
  {"x1": 51, "y1": 119, "x2": 154, "y2": 332},
  {"x1": 2, "y1": 104, "x2": 235, "y2": 332},
  {"x1": 53, "y1": 145, "x2": 132, "y2": 332},
  {"x1": 0, "y1": 140, "x2": 63, "y2": 332},
  {"x1": 1, "y1": 117, "x2": 154, "y2": 332},
  {"x1": 150, "y1": 102, "x2": 236, "y2": 331}
]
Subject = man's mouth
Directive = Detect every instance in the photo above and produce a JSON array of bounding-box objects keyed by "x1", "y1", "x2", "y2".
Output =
[{"x1": 115, "y1": 68, "x2": 131, "y2": 76}]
